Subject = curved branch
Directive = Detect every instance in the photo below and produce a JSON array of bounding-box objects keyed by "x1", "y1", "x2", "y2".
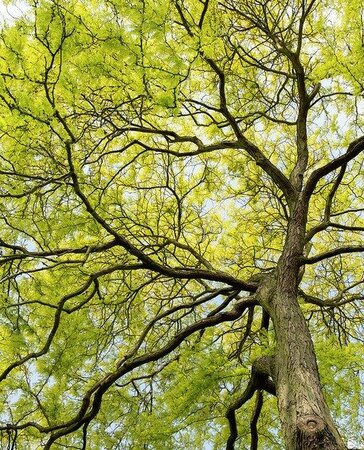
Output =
[
  {"x1": 0, "y1": 296, "x2": 256, "y2": 442},
  {"x1": 66, "y1": 142, "x2": 257, "y2": 291},
  {"x1": 0, "y1": 262, "x2": 143, "y2": 383},
  {"x1": 225, "y1": 356, "x2": 275, "y2": 450},
  {"x1": 299, "y1": 285, "x2": 364, "y2": 308},
  {"x1": 302, "y1": 245, "x2": 364, "y2": 265},
  {"x1": 250, "y1": 390, "x2": 264, "y2": 450},
  {"x1": 323, "y1": 165, "x2": 347, "y2": 221},
  {"x1": 203, "y1": 56, "x2": 296, "y2": 205},
  {"x1": 0, "y1": 238, "x2": 118, "y2": 261},
  {"x1": 305, "y1": 221, "x2": 364, "y2": 245},
  {"x1": 174, "y1": 2, "x2": 296, "y2": 206},
  {"x1": 41, "y1": 297, "x2": 256, "y2": 448},
  {"x1": 304, "y1": 135, "x2": 364, "y2": 198},
  {"x1": 0, "y1": 277, "x2": 94, "y2": 383}
]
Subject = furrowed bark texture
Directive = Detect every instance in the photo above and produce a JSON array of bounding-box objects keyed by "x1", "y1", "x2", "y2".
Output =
[{"x1": 259, "y1": 198, "x2": 347, "y2": 450}]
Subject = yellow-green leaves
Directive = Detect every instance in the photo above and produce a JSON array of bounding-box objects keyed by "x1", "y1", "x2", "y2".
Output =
[{"x1": 0, "y1": 0, "x2": 363, "y2": 448}]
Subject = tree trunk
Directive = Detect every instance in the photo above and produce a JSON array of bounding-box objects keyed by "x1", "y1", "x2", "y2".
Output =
[
  {"x1": 270, "y1": 289, "x2": 347, "y2": 450},
  {"x1": 259, "y1": 198, "x2": 347, "y2": 449}
]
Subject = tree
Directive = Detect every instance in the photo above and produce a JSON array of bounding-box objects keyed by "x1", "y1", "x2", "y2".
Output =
[{"x1": 0, "y1": 0, "x2": 363, "y2": 448}]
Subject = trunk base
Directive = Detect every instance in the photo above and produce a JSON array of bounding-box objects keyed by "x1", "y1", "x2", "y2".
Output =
[{"x1": 296, "y1": 414, "x2": 345, "y2": 450}]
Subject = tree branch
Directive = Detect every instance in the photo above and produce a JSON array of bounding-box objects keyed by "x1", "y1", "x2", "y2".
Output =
[
  {"x1": 225, "y1": 356, "x2": 275, "y2": 450},
  {"x1": 174, "y1": 1, "x2": 296, "y2": 206},
  {"x1": 304, "y1": 136, "x2": 364, "y2": 198},
  {"x1": 66, "y1": 142, "x2": 257, "y2": 291},
  {"x1": 41, "y1": 297, "x2": 256, "y2": 448},
  {"x1": 250, "y1": 390, "x2": 264, "y2": 450},
  {"x1": 302, "y1": 245, "x2": 364, "y2": 265}
]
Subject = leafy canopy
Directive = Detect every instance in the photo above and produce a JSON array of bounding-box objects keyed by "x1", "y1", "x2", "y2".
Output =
[{"x1": 0, "y1": 0, "x2": 363, "y2": 448}]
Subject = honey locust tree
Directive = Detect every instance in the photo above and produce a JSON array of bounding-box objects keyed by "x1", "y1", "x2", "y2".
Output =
[{"x1": 0, "y1": 0, "x2": 363, "y2": 449}]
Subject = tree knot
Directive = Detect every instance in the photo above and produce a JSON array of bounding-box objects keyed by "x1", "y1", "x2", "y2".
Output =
[{"x1": 297, "y1": 415, "x2": 325, "y2": 434}]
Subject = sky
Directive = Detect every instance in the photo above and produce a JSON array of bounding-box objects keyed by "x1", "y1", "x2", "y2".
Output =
[{"x1": 0, "y1": 1, "x2": 27, "y2": 25}]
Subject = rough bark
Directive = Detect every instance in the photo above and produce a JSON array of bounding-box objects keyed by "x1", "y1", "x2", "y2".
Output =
[
  {"x1": 270, "y1": 288, "x2": 346, "y2": 450},
  {"x1": 258, "y1": 197, "x2": 347, "y2": 450}
]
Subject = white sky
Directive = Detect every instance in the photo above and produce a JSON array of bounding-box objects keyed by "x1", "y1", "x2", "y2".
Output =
[{"x1": 0, "y1": 1, "x2": 27, "y2": 25}]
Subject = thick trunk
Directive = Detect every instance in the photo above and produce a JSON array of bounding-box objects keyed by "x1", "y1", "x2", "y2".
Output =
[
  {"x1": 270, "y1": 290, "x2": 347, "y2": 450},
  {"x1": 259, "y1": 198, "x2": 347, "y2": 449}
]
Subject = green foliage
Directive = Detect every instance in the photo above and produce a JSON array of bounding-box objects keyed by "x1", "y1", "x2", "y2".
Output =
[{"x1": 0, "y1": 0, "x2": 363, "y2": 448}]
